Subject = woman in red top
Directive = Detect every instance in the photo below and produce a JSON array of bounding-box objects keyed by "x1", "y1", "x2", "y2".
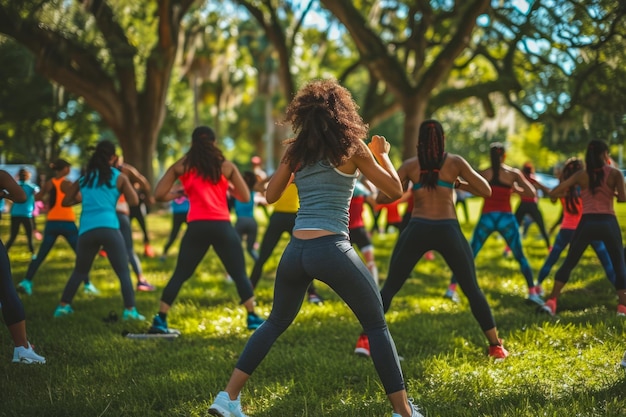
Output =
[{"x1": 150, "y1": 126, "x2": 264, "y2": 334}]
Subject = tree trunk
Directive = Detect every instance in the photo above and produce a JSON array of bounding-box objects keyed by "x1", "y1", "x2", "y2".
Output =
[{"x1": 402, "y1": 97, "x2": 428, "y2": 160}]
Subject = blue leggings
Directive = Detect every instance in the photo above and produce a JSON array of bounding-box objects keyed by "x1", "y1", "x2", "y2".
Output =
[
  {"x1": 161, "y1": 221, "x2": 254, "y2": 306},
  {"x1": 25, "y1": 220, "x2": 79, "y2": 281},
  {"x1": 61, "y1": 228, "x2": 135, "y2": 307},
  {"x1": 451, "y1": 212, "x2": 534, "y2": 289},
  {"x1": 538, "y1": 228, "x2": 615, "y2": 284},
  {"x1": 0, "y1": 240, "x2": 25, "y2": 326},
  {"x1": 381, "y1": 218, "x2": 496, "y2": 331},
  {"x1": 555, "y1": 214, "x2": 626, "y2": 290},
  {"x1": 235, "y1": 235, "x2": 405, "y2": 394}
]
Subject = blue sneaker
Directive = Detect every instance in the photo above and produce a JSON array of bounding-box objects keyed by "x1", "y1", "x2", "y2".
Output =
[
  {"x1": 148, "y1": 314, "x2": 181, "y2": 334},
  {"x1": 392, "y1": 399, "x2": 424, "y2": 417},
  {"x1": 247, "y1": 313, "x2": 264, "y2": 330},
  {"x1": 122, "y1": 307, "x2": 146, "y2": 321},
  {"x1": 443, "y1": 288, "x2": 460, "y2": 303},
  {"x1": 208, "y1": 391, "x2": 248, "y2": 417},
  {"x1": 83, "y1": 282, "x2": 100, "y2": 295},
  {"x1": 17, "y1": 280, "x2": 33, "y2": 296},
  {"x1": 53, "y1": 304, "x2": 74, "y2": 318}
]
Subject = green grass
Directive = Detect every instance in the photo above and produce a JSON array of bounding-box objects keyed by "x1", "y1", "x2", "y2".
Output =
[{"x1": 1, "y1": 198, "x2": 625, "y2": 416}]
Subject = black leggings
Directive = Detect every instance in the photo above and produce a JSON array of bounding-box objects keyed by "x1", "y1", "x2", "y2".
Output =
[
  {"x1": 515, "y1": 201, "x2": 550, "y2": 249},
  {"x1": 0, "y1": 240, "x2": 25, "y2": 326},
  {"x1": 25, "y1": 220, "x2": 78, "y2": 281},
  {"x1": 118, "y1": 213, "x2": 143, "y2": 280},
  {"x1": 249, "y1": 212, "x2": 318, "y2": 295},
  {"x1": 162, "y1": 212, "x2": 187, "y2": 256},
  {"x1": 236, "y1": 235, "x2": 406, "y2": 394},
  {"x1": 381, "y1": 218, "x2": 496, "y2": 331},
  {"x1": 129, "y1": 204, "x2": 149, "y2": 243},
  {"x1": 555, "y1": 214, "x2": 626, "y2": 290},
  {"x1": 161, "y1": 221, "x2": 254, "y2": 306},
  {"x1": 6, "y1": 216, "x2": 34, "y2": 254}
]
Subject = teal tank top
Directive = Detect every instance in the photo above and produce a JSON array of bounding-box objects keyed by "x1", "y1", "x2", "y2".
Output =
[{"x1": 78, "y1": 169, "x2": 121, "y2": 235}]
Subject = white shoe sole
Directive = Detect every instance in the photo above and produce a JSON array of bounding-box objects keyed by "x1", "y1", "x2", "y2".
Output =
[{"x1": 354, "y1": 347, "x2": 370, "y2": 357}]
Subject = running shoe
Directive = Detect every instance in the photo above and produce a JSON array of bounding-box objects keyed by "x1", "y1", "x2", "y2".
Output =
[
  {"x1": 308, "y1": 292, "x2": 323, "y2": 305},
  {"x1": 17, "y1": 279, "x2": 33, "y2": 296},
  {"x1": 391, "y1": 399, "x2": 424, "y2": 417},
  {"x1": 137, "y1": 280, "x2": 156, "y2": 292},
  {"x1": 208, "y1": 391, "x2": 248, "y2": 417},
  {"x1": 527, "y1": 293, "x2": 545, "y2": 306},
  {"x1": 34, "y1": 231, "x2": 43, "y2": 241},
  {"x1": 617, "y1": 304, "x2": 626, "y2": 317},
  {"x1": 541, "y1": 298, "x2": 557, "y2": 316},
  {"x1": 148, "y1": 314, "x2": 181, "y2": 334},
  {"x1": 247, "y1": 313, "x2": 264, "y2": 330},
  {"x1": 443, "y1": 288, "x2": 460, "y2": 303},
  {"x1": 53, "y1": 304, "x2": 74, "y2": 318},
  {"x1": 144, "y1": 243, "x2": 155, "y2": 258},
  {"x1": 535, "y1": 284, "x2": 545, "y2": 297},
  {"x1": 122, "y1": 307, "x2": 146, "y2": 321},
  {"x1": 12, "y1": 343, "x2": 45, "y2": 364},
  {"x1": 354, "y1": 333, "x2": 370, "y2": 357},
  {"x1": 83, "y1": 282, "x2": 100, "y2": 295},
  {"x1": 488, "y1": 339, "x2": 509, "y2": 359}
]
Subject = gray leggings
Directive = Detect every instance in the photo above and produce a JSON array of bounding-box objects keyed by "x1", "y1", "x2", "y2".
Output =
[
  {"x1": 61, "y1": 228, "x2": 135, "y2": 307},
  {"x1": 235, "y1": 234, "x2": 406, "y2": 395}
]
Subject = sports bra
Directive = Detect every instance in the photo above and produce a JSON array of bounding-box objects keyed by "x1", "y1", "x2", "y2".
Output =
[{"x1": 412, "y1": 179, "x2": 455, "y2": 191}]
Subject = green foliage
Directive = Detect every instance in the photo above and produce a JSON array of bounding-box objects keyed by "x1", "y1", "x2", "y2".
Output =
[{"x1": 1, "y1": 201, "x2": 625, "y2": 416}]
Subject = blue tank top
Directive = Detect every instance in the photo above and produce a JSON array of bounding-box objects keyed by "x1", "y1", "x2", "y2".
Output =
[
  {"x1": 78, "y1": 169, "x2": 121, "y2": 235},
  {"x1": 171, "y1": 196, "x2": 190, "y2": 214},
  {"x1": 234, "y1": 191, "x2": 255, "y2": 218},
  {"x1": 10, "y1": 181, "x2": 39, "y2": 217},
  {"x1": 294, "y1": 161, "x2": 358, "y2": 236}
]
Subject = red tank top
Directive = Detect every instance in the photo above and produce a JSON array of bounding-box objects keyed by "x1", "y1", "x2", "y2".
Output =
[
  {"x1": 482, "y1": 185, "x2": 512, "y2": 213},
  {"x1": 349, "y1": 195, "x2": 365, "y2": 229},
  {"x1": 560, "y1": 197, "x2": 582, "y2": 230},
  {"x1": 180, "y1": 169, "x2": 230, "y2": 221}
]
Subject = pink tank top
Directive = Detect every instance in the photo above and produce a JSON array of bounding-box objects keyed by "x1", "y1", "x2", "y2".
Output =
[
  {"x1": 560, "y1": 197, "x2": 582, "y2": 230},
  {"x1": 581, "y1": 165, "x2": 615, "y2": 215},
  {"x1": 180, "y1": 170, "x2": 230, "y2": 222}
]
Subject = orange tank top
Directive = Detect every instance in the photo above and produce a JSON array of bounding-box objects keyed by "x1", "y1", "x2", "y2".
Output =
[{"x1": 47, "y1": 177, "x2": 76, "y2": 221}]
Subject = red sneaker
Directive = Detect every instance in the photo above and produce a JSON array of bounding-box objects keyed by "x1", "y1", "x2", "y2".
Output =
[
  {"x1": 541, "y1": 298, "x2": 557, "y2": 316},
  {"x1": 354, "y1": 333, "x2": 370, "y2": 357},
  {"x1": 488, "y1": 340, "x2": 509, "y2": 359},
  {"x1": 617, "y1": 304, "x2": 626, "y2": 317},
  {"x1": 144, "y1": 243, "x2": 155, "y2": 258}
]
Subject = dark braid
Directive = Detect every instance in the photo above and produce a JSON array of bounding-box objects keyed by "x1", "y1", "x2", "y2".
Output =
[
  {"x1": 489, "y1": 142, "x2": 505, "y2": 183},
  {"x1": 417, "y1": 119, "x2": 445, "y2": 190},
  {"x1": 585, "y1": 139, "x2": 608, "y2": 194},
  {"x1": 561, "y1": 157, "x2": 583, "y2": 215},
  {"x1": 80, "y1": 140, "x2": 116, "y2": 188},
  {"x1": 183, "y1": 126, "x2": 224, "y2": 183}
]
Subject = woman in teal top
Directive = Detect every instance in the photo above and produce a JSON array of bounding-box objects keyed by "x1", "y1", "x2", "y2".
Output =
[{"x1": 53, "y1": 140, "x2": 145, "y2": 321}]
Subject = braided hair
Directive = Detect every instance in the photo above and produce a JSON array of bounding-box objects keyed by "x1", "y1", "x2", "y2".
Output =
[
  {"x1": 561, "y1": 157, "x2": 583, "y2": 215},
  {"x1": 417, "y1": 119, "x2": 445, "y2": 190},
  {"x1": 282, "y1": 79, "x2": 368, "y2": 171},
  {"x1": 80, "y1": 140, "x2": 116, "y2": 188},
  {"x1": 585, "y1": 139, "x2": 609, "y2": 194},
  {"x1": 183, "y1": 126, "x2": 224, "y2": 183},
  {"x1": 489, "y1": 142, "x2": 505, "y2": 183}
]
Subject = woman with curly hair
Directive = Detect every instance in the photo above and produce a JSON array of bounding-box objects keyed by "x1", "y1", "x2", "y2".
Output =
[
  {"x1": 208, "y1": 79, "x2": 422, "y2": 417},
  {"x1": 542, "y1": 140, "x2": 626, "y2": 316},
  {"x1": 149, "y1": 126, "x2": 264, "y2": 334}
]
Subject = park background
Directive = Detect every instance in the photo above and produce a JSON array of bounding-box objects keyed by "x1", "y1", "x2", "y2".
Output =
[{"x1": 0, "y1": 1, "x2": 625, "y2": 416}]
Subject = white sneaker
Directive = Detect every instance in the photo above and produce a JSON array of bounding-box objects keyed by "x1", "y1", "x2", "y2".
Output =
[
  {"x1": 12, "y1": 343, "x2": 46, "y2": 364},
  {"x1": 391, "y1": 399, "x2": 424, "y2": 417},
  {"x1": 208, "y1": 391, "x2": 248, "y2": 417}
]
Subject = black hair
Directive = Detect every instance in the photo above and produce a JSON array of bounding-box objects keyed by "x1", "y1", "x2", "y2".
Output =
[
  {"x1": 585, "y1": 139, "x2": 609, "y2": 194},
  {"x1": 242, "y1": 171, "x2": 257, "y2": 190},
  {"x1": 51, "y1": 159, "x2": 70, "y2": 171},
  {"x1": 417, "y1": 119, "x2": 446, "y2": 190},
  {"x1": 183, "y1": 126, "x2": 224, "y2": 183},
  {"x1": 489, "y1": 142, "x2": 505, "y2": 183},
  {"x1": 80, "y1": 140, "x2": 116, "y2": 188}
]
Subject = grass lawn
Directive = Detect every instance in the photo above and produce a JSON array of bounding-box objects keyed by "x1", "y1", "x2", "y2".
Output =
[{"x1": 1, "y1": 197, "x2": 625, "y2": 416}]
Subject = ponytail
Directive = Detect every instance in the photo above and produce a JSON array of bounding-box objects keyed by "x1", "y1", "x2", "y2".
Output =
[{"x1": 417, "y1": 119, "x2": 445, "y2": 190}]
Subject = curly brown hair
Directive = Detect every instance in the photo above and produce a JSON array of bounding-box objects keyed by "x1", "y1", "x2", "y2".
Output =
[{"x1": 281, "y1": 79, "x2": 369, "y2": 171}]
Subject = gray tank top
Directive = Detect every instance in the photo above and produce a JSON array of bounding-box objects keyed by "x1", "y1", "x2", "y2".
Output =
[{"x1": 294, "y1": 160, "x2": 358, "y2": 236}]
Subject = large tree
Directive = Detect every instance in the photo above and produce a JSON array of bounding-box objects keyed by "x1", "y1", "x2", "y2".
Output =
[
  {"x1": 320, "y1": 0, "x2": 626, "y2": 158},
  {"x1": 0, "y1": 0, "x2": 197, "y2": 182}
]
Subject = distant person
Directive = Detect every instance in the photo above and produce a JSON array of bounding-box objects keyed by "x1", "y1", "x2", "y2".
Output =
[
  {"x1": 53, "y1": 140, "x2": 145, "y2": 321},
  {"x1": 18, "y1": 159, "x2": 98, "y2": 295},
  {"x1": 455, "y1": 189, "x2": 471, "y2": 224},
  {"x1": 160, "y1": 182, "x2": 189, "y2": 261},
  {"x1": 233, "y1": 171, "x2": 259, "y2": 262},
  {"x1": 0, "y1": 170, "x2": 46, "y2": 364},
  {"x1": 349, "y1": 178, "x2": 379, "y2": 285},
  {"x1": 444, "y1": 143, "x2": 542, "y2": 305},
  {"x1": 129, "y1": 181, "x2": 155, "y2": 257},
  {"x1": 5, "y1": 168, "x2": 39, "y2": 259},
  {"x1": 149, "y1": 126, "x2": 264, "y2": 334},
  {"x1": 513, "y1": 162, "x2": 551, "y2": 251},
  {"x1": 251, "y1": 155, "x2": 270, "y2": 219},
  {"x1": 541, "y1": 140, "x2": 626, "y2": 316},
  {"x1": 536, "y1": 157, "x2": 616, "y2": 292},
  {"x1": 208, "y1": 79, "x2": 422, "y2": 417}
]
